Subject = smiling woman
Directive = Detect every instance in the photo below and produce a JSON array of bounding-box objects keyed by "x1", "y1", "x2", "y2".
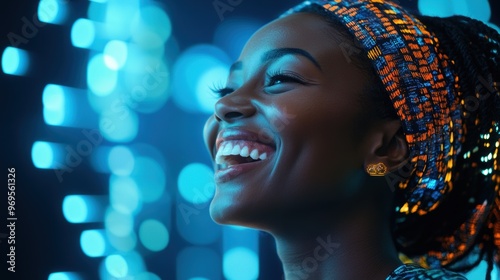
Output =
[{"x1": 203, "y1": 0, "x2": 500, "y2": 279}]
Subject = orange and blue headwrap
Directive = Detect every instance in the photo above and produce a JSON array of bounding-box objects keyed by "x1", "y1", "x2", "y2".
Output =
[{"x1": 284, "y1": 0, "x2": 500, "y2": 270}]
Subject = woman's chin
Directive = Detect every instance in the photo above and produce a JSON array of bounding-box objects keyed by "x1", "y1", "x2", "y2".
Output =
[
  {"x1": 209, "y1": 197, "x2": 242, "y2": 225},
  {"x1": 209, "y1": 197, "x2": 261, "y2": 227},
  {"x1": 209, "y1": 202, "x2": 228, "y2": 225}
]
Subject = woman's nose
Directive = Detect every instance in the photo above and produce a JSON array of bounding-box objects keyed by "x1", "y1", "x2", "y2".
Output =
[{"x1": 214, "y1": 94, "x2": 257, "y2": 122}]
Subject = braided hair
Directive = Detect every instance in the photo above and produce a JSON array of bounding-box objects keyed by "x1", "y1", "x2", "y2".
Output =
[
  {"x1": 406, "y1": 15, "x2": 500, "y2": 279},
  {"x1": 284, "y1": 1, "x2": 500, "y2": 279}
]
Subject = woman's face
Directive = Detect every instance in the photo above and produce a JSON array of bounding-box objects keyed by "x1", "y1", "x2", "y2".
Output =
[{"x1": 204, "y1": 12, "x2": 375, "y2": 228}]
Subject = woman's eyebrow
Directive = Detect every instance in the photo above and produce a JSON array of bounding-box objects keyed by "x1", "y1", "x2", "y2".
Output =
[
  {"x1": 227, "y1": 47, "x2": 322, "y2": 73},
  {"x1": 261, "y1": 48, "x2": 322, "y2": 71}
]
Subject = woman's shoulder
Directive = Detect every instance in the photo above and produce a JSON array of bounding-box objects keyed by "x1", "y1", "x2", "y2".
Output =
[{"x1": 386, "y1": 264, "x2": 468, "y2": 280}]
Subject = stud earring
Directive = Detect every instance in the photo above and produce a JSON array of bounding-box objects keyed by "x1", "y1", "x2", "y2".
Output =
[{"x1": 366, "y1": 163, "x2": 387, "y2": 176}]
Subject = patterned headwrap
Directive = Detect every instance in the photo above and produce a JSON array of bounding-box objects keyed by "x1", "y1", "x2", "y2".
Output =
[{"x1": 283, "y1": 0, "x2": 500, "y2": 270}]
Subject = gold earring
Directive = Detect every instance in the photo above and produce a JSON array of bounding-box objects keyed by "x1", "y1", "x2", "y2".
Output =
[{"x1": 366, "y1": 163, "x2": 387, "y2": 176}]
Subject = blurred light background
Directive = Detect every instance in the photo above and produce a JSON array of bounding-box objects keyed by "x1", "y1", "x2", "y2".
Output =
[{"x1": 1, "y1": 0, "x2": 499, "y2": 279}]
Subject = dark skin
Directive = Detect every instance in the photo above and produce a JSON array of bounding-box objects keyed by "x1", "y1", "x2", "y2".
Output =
[{"x1": 204, "y1": 13, "x2": 409, "y2": 280}]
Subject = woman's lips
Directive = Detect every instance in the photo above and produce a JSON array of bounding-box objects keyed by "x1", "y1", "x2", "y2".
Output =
[
  {"x1": 214, "y1": 159, "x2": 271, "y2": 183},
  {"x1": 214, "y1": 140, "x2": 275, "y2": 183},
  {"x1": 213, "y1": 128, "x2": 276, "y2": 183},
  {"x1": 215, "y1": 128, "x2": 276, "y2": 153},
  {"x1": 216, "y1": 140, "x2": 274, "y2": 165}
]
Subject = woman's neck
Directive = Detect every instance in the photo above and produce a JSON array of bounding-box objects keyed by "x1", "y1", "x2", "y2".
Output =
[{"x1": 271, "y1": 202, "x2": 402, "y2": 280}]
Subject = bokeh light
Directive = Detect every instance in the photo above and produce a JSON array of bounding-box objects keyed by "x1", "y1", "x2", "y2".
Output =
[
  {"x1": 222, "y1": 227, "x2": 260, "y2": 279},
  {"x1": 171, "y1": 44, "x2": 231, "y2": 114},
  {"x1": 105, "y1": 208, "x2": 134, "y2": 237},
  {"x1": 138, "y1": 219, "x2": 170, "y2": 252},
  {"x1": 62, "y1": 195, "x2": 105, "y2": 223},
  {"x1": 418, "y1": 0, "x2": 491, "y2": 21},
  {"x1": 38, "y1": 0, "x2": 67, "y2": 24},
  {"x1": 107, "y1": 146, "x2": 135, "y2": 176},
  {"x1": 195, "y1": 66, "x2": 229, "y2": 113},
  {"x1": 47, "y1": 272, "x2": 81, "y2": 280},
  {"x1": 223, "y1": 247, "x2": 259, "y2": 280},
  {"x1": 451, "y1": 0, "x2": 491, "y2": 22},
  {"x1": 87, "y1": 54, "x2": 118, "y2": 96},
  {"x1": 107, "y1": 230, "x2": 137, "y2": 252},
  {"x1": 120, "y1": 251, "x2": 146, "y2": 276},
  {"x1": 31, "y1": 141, "x2": 57, "y2": 169},
  {"x1": 87, "y1": 89, "x2": 123, "y2": 119},
  {"x1": 99, "y1": 107, "x2": 139, "y2": 143},
  {"x1": 71, "y1": 18, "x2": 96, "y2": 49},
  {"x1": 100, "y1": 251, "x2": 146, "y2": 279},
  {"x1": 105, "y1": 254, "x2": 128, "y2": 278},
  {"x1": 42, "y1": 84, "x2": 65, "y2": 126},
  {"x1": 87, "y1": 1, "x2": 106, "y2": 21},
  {"x1": 42, "y1": 85, "x2": 96, "y2": 127},
  {"x1": 90, "y1": 146, "x2": 111, "y2": 173},
  {"x1": 130, "y1": 157, "x2": 166, "y2": 203},
  {"x1": 131, "y1": 6, "x2": 172, "y2": 49},
  {"x1": 466, "y1": 260, "x2": 498, "y2": 279},
  {"x1": 177, "y1": 163, "x2": 214, "y2": 205},
  {"x1": 121, "y1": 54, "x2": 170, "y2": 114},
  {"x1": 80, "y1": 230, "x2": 108, "y2": 257},
  {"x1": 418, "y1": 0, "x2": 454, "y2": 17},
  {"x1": 104, "y1": 0, "x2": 139, "y2": 40},
  {"x1": 2, "y1": 47, "x2": 29, "y2": 76},
  {"x1": 109, "y1": 175, "x2": 141, "y2": 214},
  {"x1": 32, "y1": 133, "x2": 102, "y2": 171},
  {"x1": 103, "y1": 40, "x2": 128, "y2": 70}
]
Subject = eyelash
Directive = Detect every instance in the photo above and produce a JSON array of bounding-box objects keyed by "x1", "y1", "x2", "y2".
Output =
[
  {"x1": 210, "y1": 70, "x2": 307, "y2": 98},
  {"x1": 209, "y1": 81, "x2": 233, "y2": 98}
]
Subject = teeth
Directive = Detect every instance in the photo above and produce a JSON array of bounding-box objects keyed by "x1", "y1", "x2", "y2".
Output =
[
  {"x1": 250, "y1": 149, "x2": 259, "y2": 160},
  {"x1": 215, "y1": 143, "x2": 226, "y2": 164},
  {"x1": 222, "y1": 142, "x2": 233, "y2": 155},
  {"x1": 215, "y1": 151, "x2": 223, "y2": 164},
  {"x1": 215, "y1": 142, "x2": 272, "y2": 166},
  {"x1": 240, "y1": 146, "x2": 249, "y2": 157},
  {"x1": 230, "y1": 145, "x2": 241, "y2": 155}
]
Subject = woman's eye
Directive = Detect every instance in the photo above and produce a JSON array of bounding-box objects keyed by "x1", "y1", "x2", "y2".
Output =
[
  {"x1": 210, "y1": 86, "x2": 234, "y2": 98},
  {"x1": 268, "y1": 74, "x2": 302, "y2": 86},
  {"x1": 210, "y1": 71, "x2": 309, "y2": 97},
  {"x1": 265, "y1": 71, "x2": 308, "y2": 94}
]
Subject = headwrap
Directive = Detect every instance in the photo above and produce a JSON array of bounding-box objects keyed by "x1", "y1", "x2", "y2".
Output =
[{"x1": 283, "y1": 0, "x2": 500, "y2": 269}]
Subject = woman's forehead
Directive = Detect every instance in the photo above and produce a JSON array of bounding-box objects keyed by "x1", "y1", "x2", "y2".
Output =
[
  {"x1": 239, "y1": 13, "x2": 341, "y2": 58},
  {"x1": 234, "y1": 13, "x2": 354, "y2": 73}
]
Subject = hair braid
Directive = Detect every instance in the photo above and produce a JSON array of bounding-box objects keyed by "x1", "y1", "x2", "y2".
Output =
[{"x1": 417, "y1": 15, "x2": 500, "y2": 278}]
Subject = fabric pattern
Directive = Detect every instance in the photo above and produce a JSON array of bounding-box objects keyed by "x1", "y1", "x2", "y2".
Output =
[
  {"x1": 282, "y1": 0, "x2": 500, "y2": 270},
  {"x1": 386, "y1": 264, "x2": 468, "y2": 280}
]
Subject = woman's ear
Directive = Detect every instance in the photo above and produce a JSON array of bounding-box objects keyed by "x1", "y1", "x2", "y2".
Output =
[{"x1": 362, "y1": 119, "x2": 409, "y2": 174}]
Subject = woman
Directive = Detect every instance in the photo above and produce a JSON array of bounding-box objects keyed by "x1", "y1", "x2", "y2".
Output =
[{"x1": 203, "y1": 0, "x2": 500, "y2": 279}]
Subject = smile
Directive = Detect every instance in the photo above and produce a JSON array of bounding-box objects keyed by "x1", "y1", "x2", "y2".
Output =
[
  {"x1": 216, "y1": 140, "x2": 273, "y2": 168},
  {"x1": 214, "y1": 129, "x2": 276, "y2": 182}
]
